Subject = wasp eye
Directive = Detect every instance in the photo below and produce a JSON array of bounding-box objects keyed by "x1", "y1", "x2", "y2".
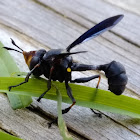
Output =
[{"x1": 35, "y1": 49, "x2": 46, "y2": 56}]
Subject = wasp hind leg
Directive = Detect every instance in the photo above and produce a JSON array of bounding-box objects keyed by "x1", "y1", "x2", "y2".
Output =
[
  {"x1": 48, "y1": 81, "x2": 76, "y2": 128},
  {"x1": 71, "y1": 75, "x2": 102, "y2": 118},
  {"x1": 48, "y1": 75, "x2": 102, "y2": 127},
  {"x1": 71, "y1": 63, "x2": 101, "y2": 88},
  {"x1": 90, "y1": 109, "x2": 102, "y2": 118}
]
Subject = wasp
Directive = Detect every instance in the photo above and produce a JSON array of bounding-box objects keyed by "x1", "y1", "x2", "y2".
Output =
[{"x1": 4, "y1": 15, "x2": 128, "y2": 117}]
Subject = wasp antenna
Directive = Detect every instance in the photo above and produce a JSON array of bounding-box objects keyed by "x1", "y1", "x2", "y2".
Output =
[
  {"x1": 10, "y1": 38, "x2": 24, "y2": 52},
  {"x1": 3, "y1": 47, "x2": 22, "y2": 54}
]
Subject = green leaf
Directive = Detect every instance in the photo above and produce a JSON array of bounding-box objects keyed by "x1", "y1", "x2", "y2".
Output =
[
  {"x1": 0, "y1": 42, "x2": 32, "y2": 109},
  {"x1": 55, "y1": 85, "x2": 73, "y2": 140},
  {"x1": 7, "y1": 92, "x2": 32, "y2": 109},
  {"x1": 0, "y1": 42, "x2": 19, "y2": 75},
  {"x1": 0, "y1": 131, "x2": 22, "y2": 140},
  {"x1": 0, "y1": 76, "x2": 140, "y2": 119}
]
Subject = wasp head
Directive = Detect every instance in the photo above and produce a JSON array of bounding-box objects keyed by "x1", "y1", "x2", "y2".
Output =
[{"x1": 23, "y1": 51, "x2": 36, "y2": 67}]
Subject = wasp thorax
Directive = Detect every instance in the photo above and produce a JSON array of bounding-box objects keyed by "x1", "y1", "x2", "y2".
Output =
[{"x1": 23, "y1": 51, "x2": 36, "y2": 67}]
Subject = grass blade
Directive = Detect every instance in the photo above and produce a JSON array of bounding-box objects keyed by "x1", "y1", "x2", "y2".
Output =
[
  {"x1": 0, "y1": 42, "x2": 140, "y2": 119},
  {"x1": 0, "y1": 76, "x2": 140, "y2": 118},
  {"x1": 55, "y1": 85, "x2": 73, "y2": 140},
  {"x1": 0, "y1": 131, "x2": 22, "y2": 140},
  {"x1": 0, "y1": 42, "x2": 32, "y2": 109}
]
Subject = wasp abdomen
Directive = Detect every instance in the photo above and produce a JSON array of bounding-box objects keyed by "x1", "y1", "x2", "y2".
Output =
[{"x1": 97, "y1": 61, "x2": 128, "y2": 95}]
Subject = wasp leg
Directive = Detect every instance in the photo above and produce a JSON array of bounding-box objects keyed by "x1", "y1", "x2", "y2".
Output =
[
  {"x1": 48, "y1": 76, "x2": 101, "y2": 127},
  {"x1": 71, "y1": 75, "x2": 101, "y2": 89},
  {"x1": 48, "y1": 118, "x2": 58, "y2": 128},
  {"x1": 71, "y1": 66, "x2": 102, "y2": 118},
  {"x1": 71, "y1": 76, "x2": 102, "y2": 118},
  {"x1": 90, "y1": 109, "x2": 102, "y2": 118},
  {"x1": 63, "y1": 81, "x2": 76, "y2": 114},
  {"x1": 48, "y1": 81, "x2": 76, "y2": 128},
  {"x1": 37, "y1": 80, "x2": 51, "y2": 102},
  {"x1": 9, "y1": 63, "x2": 41, "y2": 91},
  {"x1": 71, "y1": 75, "x2": 100, "y2": 83},
  {"x1": 71, "y1": 63, "x2": 101, "y2": 87},
  {"x1": 37, "y1": 66, "x2": 54, "y2": 102},
  {"x1": 48, "y1": 67, "x2": 101, "y2": 127},
  {"x1": 71, "y1": 76, "x2": 102, "y2": 117}
]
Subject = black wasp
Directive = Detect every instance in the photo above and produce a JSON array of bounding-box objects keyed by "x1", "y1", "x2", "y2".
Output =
[{"x1": 4, "y1": 15, "x2": 128, "y2": 118}]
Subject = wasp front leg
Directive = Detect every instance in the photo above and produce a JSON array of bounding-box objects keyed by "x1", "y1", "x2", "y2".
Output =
[
  {"x1": 9, "y1": 62, "x2": 41, "y2": 91},
  {"x1": 37, "y1": 80, "x2": 51, "y2": 102},
  {"x1": 37, "y1": 66, "x2": 54, "y2": 102}
]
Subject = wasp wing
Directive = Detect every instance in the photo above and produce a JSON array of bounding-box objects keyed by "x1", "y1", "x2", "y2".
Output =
[
  {"x1": 66, "y1": 15, "x2": 124, "y2": 52},
  {"x1": 44, "y1": 51, "x2": 87, "y2": 61},
  {"x1": 55, "y1": 51, "x2": 87, "y2": 59}
]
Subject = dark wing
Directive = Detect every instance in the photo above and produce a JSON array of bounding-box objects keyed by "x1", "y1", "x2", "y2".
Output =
[
  {"x1": 57, "y1": 51, "x2": 87, "y2": 58},
  {"x1": 44, "y1": 50, "x2": 87, "y2": 61},
  {"x1": 66, "y1": 15, "x2": 124, "y2": 52}
]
